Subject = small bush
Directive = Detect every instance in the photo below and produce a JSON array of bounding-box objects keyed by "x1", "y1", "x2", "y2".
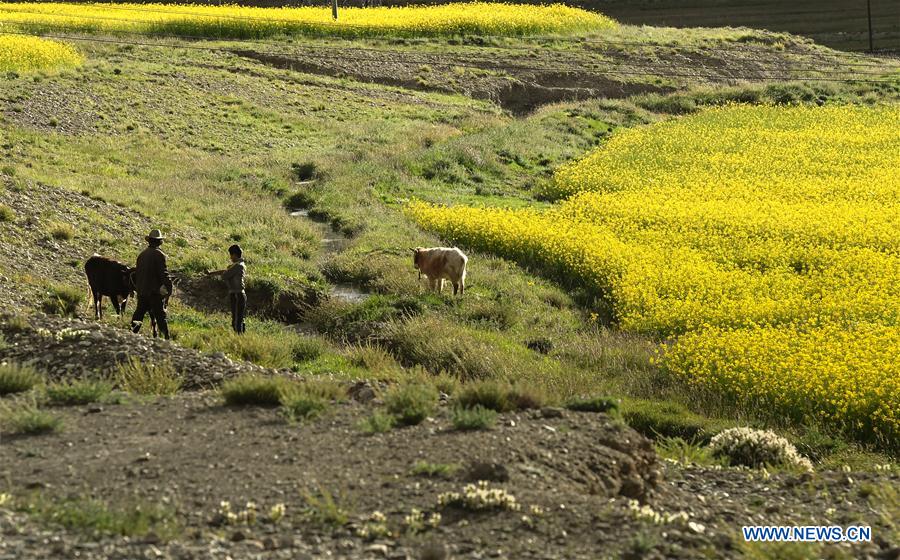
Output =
[
  {"x1": 410, "y1": 461, "x2": 459, "y2": 478},
  {"x1": 279, "y1": 379, "x2": 344, "y2": 422},
  {"x1": 302, "y1": 488, "x2": 347, "y2": 526},
  {"x1": 46, "y1": 379, "x2": 112, "y2": 405},
  {"x1": 293, "y1": 337, "x2": 327, "y2": 363},
  {"x1": 48, "y1": 221, "x2": 75, "y2": 241},
  {"x1": 457, "y1": 380, "x2": 510, "y2": 412},
  {"x1": 358, "y1": 409, "x2": 396, "y2": 434},
  {"x1": 3, "y1": 314, "x2": 30, "y2": 333},
  {"x1": 655, "y1": 436, "x2": 724, "y2": 467},
  {"x1": 566, "y1": 396, "x2": 619, "y2": 414},
  {"x1": 0, "y1": 362, "x2": 41, "y2": 396},
  {"x1": 21, "y1": 495, "x2": 179, "y2": 539},
  {"x1": 348, "y1": 343, "x2": 398, "y2": 373},
  {"x1": 452, "y1": 405, "x2": 497, "y2": 431},
  {"x1": 115, "y1": 358, "x2": 181, "y2": 396},
  {"x1": 709, "y1": 427, "x2": 814, "y2": 472},
  {"x1": 42, "y1": 284, "x2": 84, "y2": 317},
  {"x1": 281, "y1": 391, "x2": 327, "y2": 422},
  {"x1": 291, "y1": 161, "x2": 318, "y2": 182},
  {"x1": 0, "y1": 204, "x2": 14, "y2": 222},
  {"x1": 2, "y1": 403, "x2": 62, "y2": 435},
  {"x1": 384, "y1": 382, "x2": 438, "y2": 426},
  {"x1": 221, "y1": 374, "x2": 285, "y2": 407}
]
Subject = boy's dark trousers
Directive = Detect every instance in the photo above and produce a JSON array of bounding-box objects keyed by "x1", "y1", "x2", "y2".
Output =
[
  {"x1": 230, "y1": 292, "x2": 247, "y2": 334},
  {"x1": 131, "y1": 293, "x2": 169, "y2": 340}
]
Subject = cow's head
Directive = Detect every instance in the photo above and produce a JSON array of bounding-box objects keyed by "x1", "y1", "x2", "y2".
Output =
[{"x1": 412, "y1": 248, "x2": 423, "y2": 269}]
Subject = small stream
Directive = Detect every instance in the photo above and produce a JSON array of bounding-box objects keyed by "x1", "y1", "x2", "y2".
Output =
[{"x1": 289, "y1": 209, "x2": 369, "y2": 304}]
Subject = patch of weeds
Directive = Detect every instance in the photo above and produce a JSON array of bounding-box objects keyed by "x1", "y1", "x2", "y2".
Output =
[
  {"x1": 437, "y1": 481, "x2": 520, "y2": 511},
  {"x1": 358, "y1": 409, "x2": 396, "y2": 434},
  {"x1": 114, "y1": 357, "x2": 181, "y2": 396},
  {"x1": 384, "y1": 382, "x2": 438, "y2": 426},
  {"x1": 221, "y1": 374, "x2": 285, "y2": 407},
  {"x1": 280, "y1": 386, "x2": 329, "y2": 422},
  {"x1": 0, "y1": 362, "x2": 41, "y2": 396},
  {"x1": 301, "y1": 488, "x2": 348, "y2": 526},
  {"x1": 1, "y1": 401, "x2": 62, "y2": 435},
  {"x1": 20, "y1": 494, "x2": 179, "y2": 539},
  {"x1": 348, "y1": 343, "x2": 399, "y2": 373},
  {"x1": 452, "y1": 405, "x2": 497, "y2": 431},
  {"x1": 456, "y1": 380, "x2": 548, "y2": 413},
  {"x1": 566, "y1": 396, "x2": 619, "y2": 414},
  {"x1": 41, "y1": 284, "x2": 84, "y2": 317},
  {"x1": 655, "y1": 436, "x2": 725, "y2": 467},
  {"x1": 47, "y1": 221, "x2": 75, "y2": 241},
  {"x1": 3, "y1": 314, "x2": 30, "y2": 333},
  {"x1": 410, "y1": 461, "x2": 459, "y2": 478},
  {"x1": 46, "y1": 379, "x2": 113, "y2": 405},
  {"x1": 293, "y1": 337, "x2": 327, "y2": 363},
  {"x1": 0, "y1": 204, "x2": 14, "y2": 222},
  {"x1": 620, "y1": 398, "x2": 728, "y2": 442}
]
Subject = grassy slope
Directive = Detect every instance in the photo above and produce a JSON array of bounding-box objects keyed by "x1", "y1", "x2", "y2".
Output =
[{"x1": 1, "y1": 30, "x2": 897, "y2": 467}]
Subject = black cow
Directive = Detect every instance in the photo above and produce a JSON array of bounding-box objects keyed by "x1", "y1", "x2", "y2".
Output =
[{"x1": 84, "y1": 255, "x2": 134, "y2": 319}]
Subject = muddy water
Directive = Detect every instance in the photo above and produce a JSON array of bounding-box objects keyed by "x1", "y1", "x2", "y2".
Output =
[{"x1": 289, "y1": 209, "x2": 369, "y2": 304}]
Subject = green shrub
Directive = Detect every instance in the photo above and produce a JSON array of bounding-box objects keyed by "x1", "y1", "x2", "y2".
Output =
[
  {"x1": 48, "y1": 221, "x2": 75, "y2": 241},
  {"x1": 0, "y1": 204, "x2": 14, "y2": 222},
  {"x1": 0, "y1": 362, "x2": 41, "y2": 396},
  {"x1": 3, "y1": 314, "x2": 30, "y2": 333},
  {"x1": 280, "y1": 391, "x2": 327, "y2": 422},
  {"x1": 41, "y1": 284, "x2": 84, "y2": 317},
  {"x1": 293, "y1": 337, "x2": 327, "y2": 363},
  {"x1": 21, "y1": 495, "x2": 179, "y2": 539},
  {"x1": 655, "y1": 436, "x2": 724, "y2": 467},
  {"x1": 348, "y1": 343, "x2": 398, "y2": 372},
  {"x1": 358, "y1": 409, "x2": 396, "y2": 434},
  {"x1": 46, "y1": 379, "x2": 112, "y2": 405},
  {"x1": 2, "y1": 403, "x2": 62, "y2": 435},
  {"x1": 279, "y1": 379, "x2": 345, "y2": 422},
  {"x1": 457, "y1": 380, "x2": 510, "y2": 412},
  {"x1": 114, "y1": 358, "x2": 181, "y2": 396},
  {"x1": 452, "y1": 405, "x2": 497, "y2": 431},
  {"x1": 221, "y1": 374, "x2": 285, "y2": 406},
  {"x1": 410, "y1": 461, "x2": 459, "y2": 478},
  {"x1": 302, "y1": 488, "x2": 347, "y2": 526},
  {"x1": 566, "y1": 396, "x2": 619, "y2": 414},
  {"x1": 384, "y1": 382, "x2": 438, "y2": 426}
]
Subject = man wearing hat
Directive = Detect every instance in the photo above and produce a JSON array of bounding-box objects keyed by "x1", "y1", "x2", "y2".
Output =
[{"x1": 131, "y1": 229, "x2": 173, "y2": 340}]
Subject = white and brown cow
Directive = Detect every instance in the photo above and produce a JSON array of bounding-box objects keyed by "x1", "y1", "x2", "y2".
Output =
[{"x1": 413, "y1": 247, "x2": 468, "y2": 295}]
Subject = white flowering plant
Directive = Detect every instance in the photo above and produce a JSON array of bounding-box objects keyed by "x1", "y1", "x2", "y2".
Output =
[{"x1": 708, "y1": 427, "x2": 814, "y2": 472}]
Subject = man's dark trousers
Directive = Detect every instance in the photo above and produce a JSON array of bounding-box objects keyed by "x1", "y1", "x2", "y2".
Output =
[
  {"x1": 131, "y1": 293, "x2": 169, "y2": 340},
  {"x1": 230, "y1": 292, "x2": 246, "y2": 334}
]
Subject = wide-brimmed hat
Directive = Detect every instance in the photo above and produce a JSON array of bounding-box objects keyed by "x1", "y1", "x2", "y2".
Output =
[{"x1": 146, "y1": 229, "x2": 165, "y2": 241}]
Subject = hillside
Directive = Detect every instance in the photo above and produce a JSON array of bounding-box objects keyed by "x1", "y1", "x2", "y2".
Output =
[{"x1": 1, "y1": 4, "x2": 899, "y2": 559}]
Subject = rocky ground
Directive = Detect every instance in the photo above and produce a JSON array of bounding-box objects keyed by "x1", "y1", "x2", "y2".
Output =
[{"x1": 0, "y1": 316, "x2": 898, "y2": 560}]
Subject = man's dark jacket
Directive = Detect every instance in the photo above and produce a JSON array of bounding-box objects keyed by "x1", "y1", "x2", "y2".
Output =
[{"x1": 135, "y1": 246, "x2": 173, "y2": 297}]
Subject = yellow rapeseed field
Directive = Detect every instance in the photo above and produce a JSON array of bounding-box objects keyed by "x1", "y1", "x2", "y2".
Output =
[
  {"x1": 0, "y1": 35, "x2": 82, "y2": 72},
  {"x1": 408, "y1": 104, "x2": 900, "y2": 445},
  {"x1": 0, "y1": 3, "x2": 615, "y2": 39}
]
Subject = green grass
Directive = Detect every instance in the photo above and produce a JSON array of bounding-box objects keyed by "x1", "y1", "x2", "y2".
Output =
[
  {"x1": 410, "y1": 461, "x2": 459, "y2": 478},
  {"x1": 0, "y1": 362, "x2": 41, "y2": 396},
  {"x1": 114, "y1": 358, "x2": 182, "y2": 396},
  {"x1": 654, "y1": 436, "x2": 725, "y2": 467},
  {"x1": 301, "y1": 488, "x2": 348, "y2": 527},
  {"x1": 45, "y1": 379, "x2": 112, "y2": 405},
  {"x1": 19, "y1": 494, "x2": 179, "y2": 540},
  {"x1": 220, "y1": 374, "x2": 285, "y2": 407},
  {"x1": 384, "y1": 382, "x2": 438, "y2": 426},
  {"x1": 1, "y1": 33, "x2": 895, "y2": 465},
  {"x1": 451, "y1": 404, "x2": 497, "y2": 431},
  {"x1": 41, "y1": 284, "x2": 84, "y2": 317},
  {"x1": 566, "y1": 396, "x2": 619, "y2": 414},
  {"x1": 47, "y1": 221, "x2": 75, "y2": 241},
  {"x1": 0, "y1": 204, "x2": 13, "y2": 222},
  {"x1": 1, "y1": 402, "x2": 62, "y2": 435},
  {"x1": 358, "y1": 409, "x2": 397, "y2": 434}
]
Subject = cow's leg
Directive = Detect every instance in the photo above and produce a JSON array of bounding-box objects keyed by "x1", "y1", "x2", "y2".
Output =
[
  {"x1": 428, "y1": 278, "x2": 436, "y2": 292},
  {"x1": 96, "y1": 293, "x2": 103, "y2": 320},
  {"x1": 438, "y1": 279, "x2": 445, "y2": 294},
  {"x1": 112, "y1": 296, "x2": 122, "y2": 317},
  {"x1": 453, "y1": 282, "x2": 459, "y2": 296}
]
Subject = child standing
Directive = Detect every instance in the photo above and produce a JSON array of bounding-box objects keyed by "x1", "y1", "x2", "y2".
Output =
[{"x1": 210, "y1": 244, "x2": 246, "y2": 334}]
